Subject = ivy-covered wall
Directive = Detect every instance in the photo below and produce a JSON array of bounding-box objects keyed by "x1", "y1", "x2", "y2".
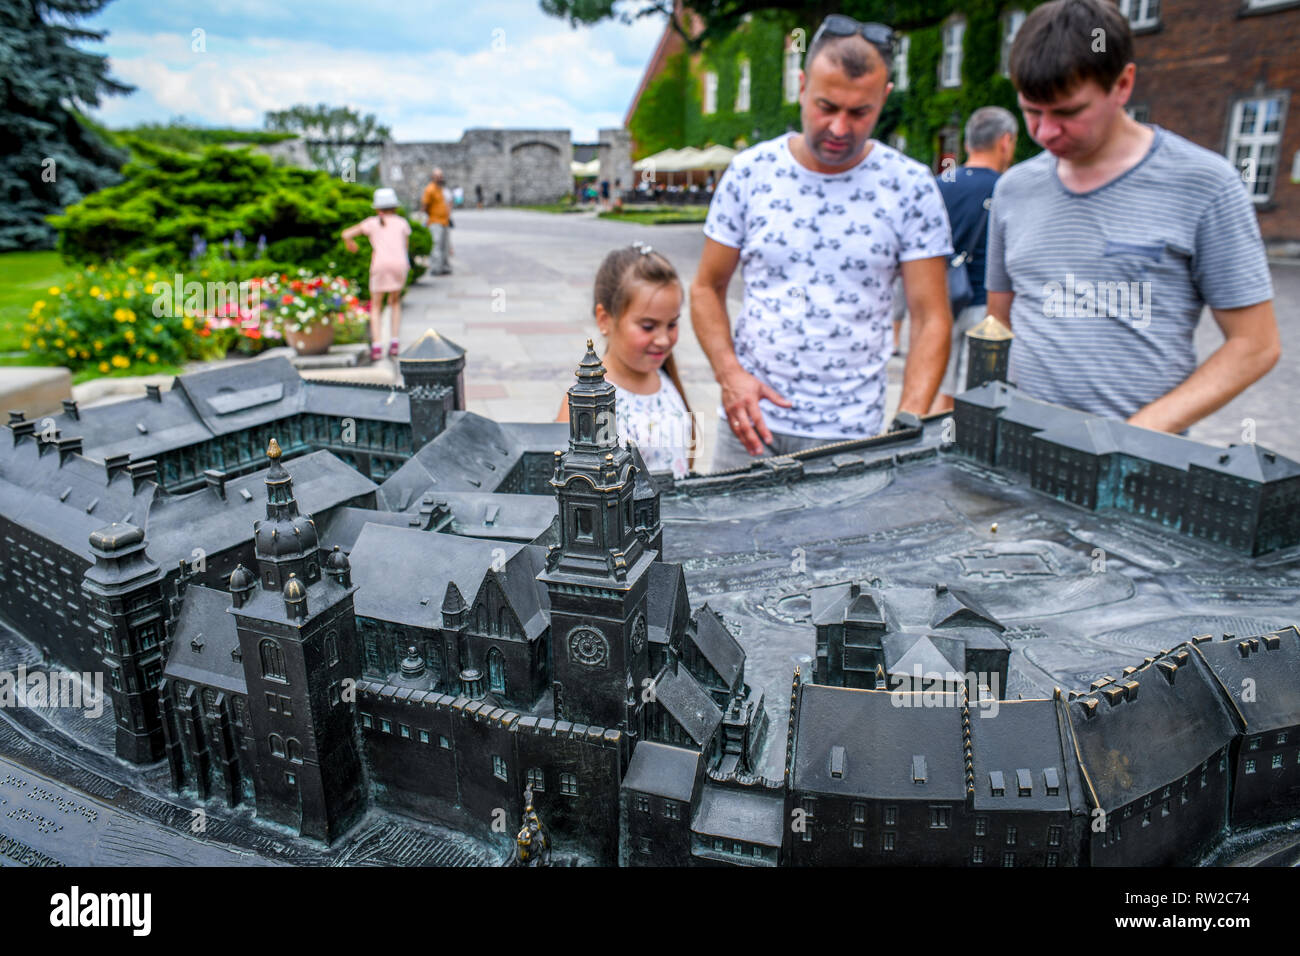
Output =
[{"x1": 630, "y1": 2, "x2": 1045, "y2": 170}]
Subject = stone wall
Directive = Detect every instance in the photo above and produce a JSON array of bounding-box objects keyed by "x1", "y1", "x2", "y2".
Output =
[
  {"x1": 596, "y1": 127, "x2": 633, "y2": 193},
  {"x1": 380, "y1": 129, "x2": 573, "y2": 210}
]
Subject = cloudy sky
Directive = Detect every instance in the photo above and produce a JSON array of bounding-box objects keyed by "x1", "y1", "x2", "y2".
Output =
[{"x1": 80, "y1": 0, "x2": 664, "y2": 141}]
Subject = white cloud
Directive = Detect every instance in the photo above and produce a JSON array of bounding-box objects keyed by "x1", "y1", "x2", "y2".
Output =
[{"x1": 87, "y1": 14, "x2": 662, "y2": 142}]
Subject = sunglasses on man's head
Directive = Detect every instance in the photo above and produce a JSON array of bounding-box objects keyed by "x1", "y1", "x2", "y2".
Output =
[{"x1": 812, "y1": 14, "x2": 895, "y2": 57}]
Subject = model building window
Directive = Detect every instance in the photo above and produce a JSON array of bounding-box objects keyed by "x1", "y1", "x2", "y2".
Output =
[
  {"x1": 285, "y1": 771, "x2": 296, "y2": 787},
  {"x1": 380, "y1": 718, "x2": 392, "y2": 733},
  {"x1": 575, "y1": 508, "x2": 594, "y2": 542},
  {"x1": 852, "y1": 802, "x2": 866, "y2": 824},
  {"x1": 492, "y1": 755, "x2": 508, "y2": 781},
  {"x1": 972, "y1": 845, "x2": 984, "y2": 864},
  {"x1": 636, "y1": 795, "x2": 650, "y2": 813},
  {"x1": 1245, "y1": 759, "x2": 1256, "y2": 774},
  {"x1": 1002, "y1": 852, "x2": 1015, "y2": 867},
  {"x1": 325, "y1": 631, "x2": 339, "y2": 665},
  {"x1": 269, "y1": 733, "x2": 286, "y2": 757},
  {"x1": 1228, "y1": 96, "x2": 1285, "y2": 202},
  {"x1": 664, "y1": 801, "x2": 680, "y2": 820},
  {"x1": 287, "y1": 738, "x2": 303, "y2": 764},
  {"x1": 1273, "y1": 754, "x2": 1284, "y2": 769},
  {"x1": 439, "y1": 735, "x2": 451, "y2": 750},
  {"x1": 361, "y1": 712, "x2": 373, "y2": 728},
  {"x1": 560, "y1": 772, "x2": 579, "y2": 796},
  {"x1": 488, "y1": 648, "x2": 505, "y2": 695},
  {"x1": 400, "y1": 724, "x2": 411, "y2": 739},
  {"x1": 1006, "y1": 825, "x2": 1017, "y2": 846},
  {"x1": 260, "y1": 639, "x2": 287, "y2": 682},
  {"x1": 929, "y1": 806, "x2": 950, "y2": 829},
  {"x1": 1278, "y1": 732, "x2": 1289, "y2": 745},
  {"x1": 638, "y1": 837, "x2": 652, "y2": 855},
  {"x1": 851, "y1": 829, "x2": 865, "y2": 849},
  {"x1": 527, "y1": 767, "x2": 544, "y2": 791},
  {"x1": 266, "y1": 692, "x2": 278, "y2": 712},
  {"x1": 1249, "y1": 735, "x2": 1261, "y2": 750},
  {"x1": 1048, "y1": 826, "x2": 1062, "y2": 846},
  {"x1": 1046, "y1": 852, "x2": 1059, "y2": 867},
  {"x1": 882, "y1": 832, "x2": 896, "y2": 852},
  {"x1": 419, "y1": 730, "x2": 430, "y2": 744},
  {"x1": 974, "y1": 816, "x2": 987, "y2": 836},
  {"x1": 280, "y1": 695, "x2": 292, "y2": 716},
  {"x1": 883, "y1": 805, "x2": 896, "y2": 826}
]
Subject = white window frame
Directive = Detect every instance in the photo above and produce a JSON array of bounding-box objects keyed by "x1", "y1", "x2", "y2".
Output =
[
  {"x1": 940, "y1": 18, "x2": 964, "y2": 88},
  {"x1": 1227, "y1": 94, "x2": 1285, "y2": 203},
  {"x1": 1119, "y1": 0, "x2": 1160, "y2": 30},
  {"x1": 999, "y1": 9, "x2": 1025, "y2": 78},
  {"x1": 893, "y1": 34, "x2": 910, "y2": 92},
  {"x1": 784, "y1": 47, "x2": 801, "y2": 103},
  {"x1": 1245, "y1": 0, "x2": 1297, "y2": 8},
  {"x1": 736, "y1": 58, "x2": 751, "y2": 113},
  {"x1": 703, "y1": 71, "x2": 718, "y2": 115}
]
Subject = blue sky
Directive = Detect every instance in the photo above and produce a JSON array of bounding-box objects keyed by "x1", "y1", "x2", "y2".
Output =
[{"x1": 79, "y1": 0, "x2": 664, "y2": 141}]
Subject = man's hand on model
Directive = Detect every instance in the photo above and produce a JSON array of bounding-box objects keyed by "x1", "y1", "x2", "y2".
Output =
[{"x1": 720, "y1": 363, "x2": 792, "y2": 455}]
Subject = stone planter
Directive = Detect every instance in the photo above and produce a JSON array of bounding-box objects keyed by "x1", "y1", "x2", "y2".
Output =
[{"x1": 284, "y1": 323, "x2": 335, "y2": 356}]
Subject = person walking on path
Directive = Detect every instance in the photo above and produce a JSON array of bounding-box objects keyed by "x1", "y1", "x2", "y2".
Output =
[
  {"x1": 929, "y1": 106, "x2": 1018, "y2": 414},
  {"x1": 341, "y1": 187, "x2": 410, "y2": 360},
  {"x1": 691, "y1": 15, "x2": 954, "y2": 472},
  {"x1": 986, "y1": 0, "x2": 1279, "y2": 432},
  {"x1": 422, "y1": 169, "x2": 453, "y2": 276}
]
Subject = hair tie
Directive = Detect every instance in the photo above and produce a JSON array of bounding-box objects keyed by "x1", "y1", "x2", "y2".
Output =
[{"x1": 631, "y1": 241, "x2": 653, "y2": 256}]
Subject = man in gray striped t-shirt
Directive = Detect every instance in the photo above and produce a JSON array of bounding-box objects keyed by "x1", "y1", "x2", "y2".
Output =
[{"x1": 986, "y1": 0, "x2": 1280, "y2": 433}]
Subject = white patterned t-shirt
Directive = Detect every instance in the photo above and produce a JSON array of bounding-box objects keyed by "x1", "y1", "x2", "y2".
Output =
[
  {"x1": 704, "y1": 133, "x2": 953, "y2": 438},
  {"x1": 612, "y1": 369, "x2": 692, "y2": 477}
]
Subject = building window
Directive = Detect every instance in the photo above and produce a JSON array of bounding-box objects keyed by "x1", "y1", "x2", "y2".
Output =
[
  {"x1": 265, "y1": 692, "x2": 277, "y2": 712},
  {"x1": 488, "y1": 648, "x2": 505, "y2": 695},
  {"x1": 1227, "y1": 95, "x2": 1285, "y2": 202},
  {"x1": 439, "y1": 735, "x2": 451, "y2": 750},
  {"x1": 1142, "y1": 811, "x2": 1152, "y2": 827},
  {"x1": 735, "y1": 58, "x2": 751, "y2": 113},
  {"x1": 280, "y1": 696, "x2": 292, "y2": 716},
  {"x1": 1245, "y1": 759, "x2": 1256, "y2": 774},
  {"x1": 784, "y1": 47, "x2": 800, "y2": 103},
  {"x1": 259, "y1": 639, "x2": 287, "y2": 682},
  {"x1": 285, "y1": 771, "x2": 296, "y2": 787},
  {"x1": 526, "y1": 767, "x2": 544, "y2": 791},
  {"x1": 972, "y1": 845, "x2": 984, "y2": 863},
  {"x1": 492, "y1": 755, "x2": 508, "y2": 781},
  {"x1": 380, "y1": 718, "x2": 392, "y2": 733},
  {"x1": 361, "y1": 712, "x2": 373, "y2": 728},
  {"x1": 560, "y1": 772, "x2": 579, "y2": 796},
  {"x1": 929, "y1": 806, "x2": 950, "y2": 829},
  {"x1": 1002, "y1": 852, "x2": 1016, "y2": 867},
  {"x1": 1006, "y1": 825, "x2": 1017, "y2": 846},
  {"x1": 940, "y1": 17, "x2": 964, "y2": 88},
  {"x1": 574, "y1": 508, "x2": 594, "y2": 542},
  {"x1": 664, "y1": 802, "x2": 680, "y2": 820},
  {"x1": 419, "y1": 729, "x2": 430, "y2": 744},
  {"x1": 638, "y1": 836, "x2": 652, "y2": 855},
  {"x1": 883, "y1": 805, "x2": 897, "y2": 826},
  {"x1": 999, "y1": 9, "x2": 1025, "y2": 78},
  {"x1": 636, "y1": 795, "x2": 650, "y2": 814},
  {"x1": 1118, "y1": 0, "x2": 1160, "y2": 30},
  {"x1": 1046, "y1": 851, "x2": 1059, "y2": 867},
  {"x1": 1048, "y1": 826, "x2": 1062, "y2": 846},
  {"x1": 882, "y1": 832, "x2": 896, "y2": 852},
  {"x1": 852, "y1": 802, "x2": 866, "y2": 824},
  {"x1": 287, "y1": 738, "x2": 302, "y2": 763},
  {"x1": 1248, "y1": 735, "x2": 1262, "y2": 750},
  {"x1": 269, "y1": 733, "x2": 285, "y2": 757},
  {"x1": 851, "y1": 829, "x2": 865, "y2": 849},
  {"x1": 974, "y1": 816, "x2": 987, "y2": 836},
  {"x1": 893, "y1": 34, "x2": 909, "y2": 91},
  {"x1": 400, "y1": 724, "x2": 411, "y2": 739},
  {"x1": 703, "y1": 71, "x2": 718, "y2": 115},
  {"x1": 1277, "y1": 732, "x2": 1289, "y2": 745},
  {"x1": 325, "y1": 631, "x2": 339, "y2": 665},
  {"x1": 1272, "y1": 754, "x2": 1284, "y2": 769}
]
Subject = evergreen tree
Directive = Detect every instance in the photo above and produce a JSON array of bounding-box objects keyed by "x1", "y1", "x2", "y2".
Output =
[{"x1": 0, "y1": 0, "x2": 133, "y2": 251}]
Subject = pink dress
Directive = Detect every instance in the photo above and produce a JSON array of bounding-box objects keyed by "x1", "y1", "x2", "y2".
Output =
[{"x1": 359, "y1": 214, "x2": 411, "y2": 293}]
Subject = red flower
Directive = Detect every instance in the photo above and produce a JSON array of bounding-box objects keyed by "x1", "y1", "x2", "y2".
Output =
[
  {"x1": 245, "y1": 328, "x2": 262, "y2": 340},
  {"x1": 281, "y1": 294, "x2": 294, "y2": 305},
  {"x1": 199, "y1": 326, "x2": 212, "y2": 337}
]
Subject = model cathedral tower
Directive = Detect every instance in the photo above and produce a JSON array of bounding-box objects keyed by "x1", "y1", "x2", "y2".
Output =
[{"x1": 540, "y1": 341, "x2": 655, "y2": 733}]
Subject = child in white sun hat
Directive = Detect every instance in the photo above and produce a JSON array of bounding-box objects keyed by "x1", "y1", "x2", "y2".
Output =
[{"x1": 342, "y1": 187, "x2": 410, "y2": 360}]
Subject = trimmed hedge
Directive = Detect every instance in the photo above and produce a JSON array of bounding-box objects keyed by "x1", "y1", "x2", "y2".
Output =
[{"x1": 48, "y1": 142, "x2": 431, "y2": 300}]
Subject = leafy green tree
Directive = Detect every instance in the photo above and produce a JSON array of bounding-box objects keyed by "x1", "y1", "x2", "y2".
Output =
[
  {"x1": 264, "y1": 103, "x2": 391, "y2": 184},
  {"x1": 0, "y1": 0, "x2": 133, "y2": 251}
]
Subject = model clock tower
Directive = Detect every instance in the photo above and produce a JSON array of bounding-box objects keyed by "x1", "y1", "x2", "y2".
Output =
[{"x1": 539, "y1": 343, "x2": 656, "y2": 732}]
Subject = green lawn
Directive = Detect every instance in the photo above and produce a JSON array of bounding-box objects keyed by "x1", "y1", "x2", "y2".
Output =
[
  {"x1": 598, "y1": 205, "x2": 709, "y2": 225},
  {"x1": 0, "y1": 250, "x2": 78, "y2": 353}
]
